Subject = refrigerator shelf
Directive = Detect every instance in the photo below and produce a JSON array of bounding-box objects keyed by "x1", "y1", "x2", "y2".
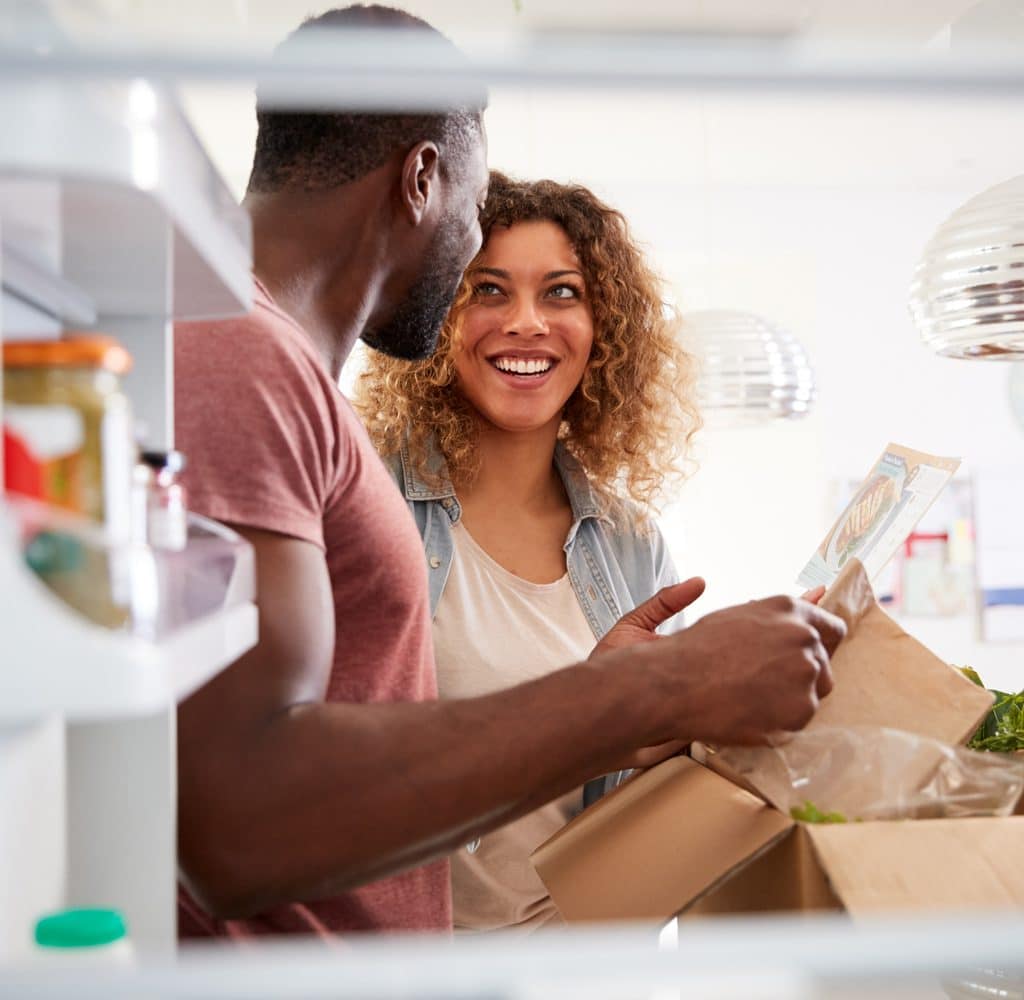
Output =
[{"x1": 0, "y1": 498, "x2": 256, "y2": 722}]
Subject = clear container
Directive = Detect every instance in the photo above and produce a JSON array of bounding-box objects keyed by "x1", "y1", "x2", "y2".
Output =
[
  {"x1": 10, "y1": 494, "x2": 255, "y2": 639},
  {"x1": 129, "y1": 511, "x2": 254, "y2": 640},
  {"x1": 22, "y1": 520, "x2": 131, "y2": 629}
]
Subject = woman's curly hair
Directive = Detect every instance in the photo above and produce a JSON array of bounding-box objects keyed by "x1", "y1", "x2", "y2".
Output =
[{"x1": 354, "y1": 171, "x2": 701, "y2": 524}]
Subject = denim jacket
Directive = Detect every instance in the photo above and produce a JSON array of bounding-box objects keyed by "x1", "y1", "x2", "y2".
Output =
[{"x1": 385, "y1": 438, "x2": 683, "y2": 639}]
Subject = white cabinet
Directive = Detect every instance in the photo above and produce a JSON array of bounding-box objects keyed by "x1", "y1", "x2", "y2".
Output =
[{"x1": 0, "y1": 77, "x2": 254, "y2": 958}]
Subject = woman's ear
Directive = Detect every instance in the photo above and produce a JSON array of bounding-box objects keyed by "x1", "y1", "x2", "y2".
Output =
[{"x1": 399, "y1": 141, "x2": 441, "y2": 225}]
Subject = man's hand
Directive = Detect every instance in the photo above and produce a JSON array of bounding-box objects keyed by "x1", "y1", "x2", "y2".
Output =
[
  {"x1": 598, "y1": 594, "x2": 846, "y2": 748},
  {"x1": 591, "y1": 577, "x2": 706, "y2": 657}
]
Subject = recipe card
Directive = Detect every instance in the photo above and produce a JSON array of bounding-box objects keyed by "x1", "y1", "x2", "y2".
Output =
[{"x1": 797, "y1": 443, "x2": 961, "y2": 590}]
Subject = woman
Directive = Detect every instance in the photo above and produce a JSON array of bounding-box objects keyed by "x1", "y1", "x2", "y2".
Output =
[{"x1": 354, "y1": 172, "x2": 701, "y2": 931}]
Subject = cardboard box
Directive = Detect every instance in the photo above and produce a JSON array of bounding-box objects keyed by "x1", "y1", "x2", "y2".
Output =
[{"x1": 533, "y1": 560, "x2": 1024, "y2": 921}]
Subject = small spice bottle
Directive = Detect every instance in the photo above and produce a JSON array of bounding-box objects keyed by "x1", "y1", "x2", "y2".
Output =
[{"x1": 136, "y1": 449, "x2": 188, "y2": 552}]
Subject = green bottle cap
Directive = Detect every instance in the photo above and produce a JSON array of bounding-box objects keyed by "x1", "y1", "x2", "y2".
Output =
[{"x1": 34, "y1": 909, "x2": 127, "y2": 949}]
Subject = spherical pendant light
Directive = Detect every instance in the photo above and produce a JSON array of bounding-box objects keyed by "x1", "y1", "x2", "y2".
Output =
[
  {"x1": 910, "y1": 175, "x2": 1024, "y2": 359},
  {"x1": 684, "y1": 310, "x2": 816, "y2": 425}
]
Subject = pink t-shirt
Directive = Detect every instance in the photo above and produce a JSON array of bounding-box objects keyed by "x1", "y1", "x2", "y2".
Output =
[{"x1": 174, "y1": 280, "x2": 450, "y2": 937}]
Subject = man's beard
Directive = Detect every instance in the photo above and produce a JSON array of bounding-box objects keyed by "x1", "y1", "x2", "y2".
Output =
[{"x1": 362, "y1": 220, "x2": 466, "y2": 362}]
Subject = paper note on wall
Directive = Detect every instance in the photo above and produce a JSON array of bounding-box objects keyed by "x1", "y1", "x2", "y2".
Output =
[{"x1": 798, "y1": 443, "x2": 960, "y2": 590}]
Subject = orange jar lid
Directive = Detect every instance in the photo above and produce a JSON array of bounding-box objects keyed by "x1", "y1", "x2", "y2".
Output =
[{"x1": 3, "y1": 335, "x2": 132, "y2": 374}]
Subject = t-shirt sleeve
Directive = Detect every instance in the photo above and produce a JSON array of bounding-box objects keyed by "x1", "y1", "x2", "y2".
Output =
[{"x1": 174, "y1": 312, "x2": 339, "y2": 550}]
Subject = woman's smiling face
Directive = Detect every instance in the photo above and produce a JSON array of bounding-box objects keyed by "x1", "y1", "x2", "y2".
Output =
[{"x1": 452, "y1": 219, "x2": 595, "y2": 435}]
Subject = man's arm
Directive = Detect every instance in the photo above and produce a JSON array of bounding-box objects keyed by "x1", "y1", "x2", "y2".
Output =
[{"x1": 178, "y1": 528, "x2": 844, "y2": 920}]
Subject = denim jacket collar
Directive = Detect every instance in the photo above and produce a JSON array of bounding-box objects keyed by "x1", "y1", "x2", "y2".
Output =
[
  {"x1": 398, "y1": 435, "x2": 608, "y2": 537},
  {"x1": 553, "y1": 443, "x2": 609, "y2": 544}
]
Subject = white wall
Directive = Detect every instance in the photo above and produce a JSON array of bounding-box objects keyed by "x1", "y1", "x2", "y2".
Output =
[
  {"x1": 651, "y1": 184, "x2": 1024, "y2": 694},
  {"x1": 479, "y1": 88, "x2": 1024, "y2": 692}
]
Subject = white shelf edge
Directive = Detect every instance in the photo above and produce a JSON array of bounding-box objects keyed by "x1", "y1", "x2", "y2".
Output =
[
  {"x1": 0, "y1": 79, "x2": 252, "y2": 321},
  {"x1": 0, "y1": 598, "x2": 257, "y2": 724},
  {"x1": 3, "y1": 912, "x2": 1024, "y2": 996}
]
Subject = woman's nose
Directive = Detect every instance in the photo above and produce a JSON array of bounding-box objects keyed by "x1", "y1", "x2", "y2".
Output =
[{"x1": 504, "y1": 298, "x2": 548, "y2": 337}]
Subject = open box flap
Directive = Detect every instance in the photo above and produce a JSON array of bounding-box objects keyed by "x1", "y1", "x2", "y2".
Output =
[
  {"x1": 803, "y1": 817, "x2": 1024, "y2": 914},
  {"x1": 532, "y1": 756, "x2": 792, "y2": 922}
]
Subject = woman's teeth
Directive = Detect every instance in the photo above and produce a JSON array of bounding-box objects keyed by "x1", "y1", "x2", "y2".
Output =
[{"x1": 492, "y1": 357, "x2": 553, "y2": 375}]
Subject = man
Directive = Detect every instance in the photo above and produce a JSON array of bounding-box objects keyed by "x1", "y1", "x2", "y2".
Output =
[{"x1": 175, "y1": 5, "x2": 845, "y2": 937}]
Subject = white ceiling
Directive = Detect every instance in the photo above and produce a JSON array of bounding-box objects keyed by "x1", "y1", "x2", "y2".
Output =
[
  {"x1": 179, "y1": 80, "x2": 1024, "y2": 204},
  {"x1": 41, "y1": 0, "x2": 1024, "y2": 195},
  {"x1": 36, "y1": 0, "x2": 1024, "y2": 270},
  {"x1": 46, "y1": 0, "x2": 992, "y2": 46}
]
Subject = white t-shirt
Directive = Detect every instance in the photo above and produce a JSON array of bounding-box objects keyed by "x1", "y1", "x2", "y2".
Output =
[{"x1": 432, "y1": 521, "x2": 597, "y2": 931}]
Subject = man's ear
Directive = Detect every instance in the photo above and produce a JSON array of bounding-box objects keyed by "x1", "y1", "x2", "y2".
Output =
[{"x1": 399, "y1": 141, "x2": 441, "y2": 226}]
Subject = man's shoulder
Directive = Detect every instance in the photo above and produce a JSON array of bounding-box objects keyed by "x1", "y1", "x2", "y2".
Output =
[
  {"x1": 178, "y1": 297, "x2": 311, "y2": 361},
  {"x1": 176, "y1": 295, "x2": 334, "y2": 407}
]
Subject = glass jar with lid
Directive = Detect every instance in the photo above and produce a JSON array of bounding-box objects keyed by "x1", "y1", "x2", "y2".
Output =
[{"x1": 3, "y1": 335, "x2": 134, "y2": 538}]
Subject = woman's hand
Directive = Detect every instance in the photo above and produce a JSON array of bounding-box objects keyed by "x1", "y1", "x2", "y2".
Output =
[
  {"x1": 589, "y1": 577, "x2": 706, "y2": 658},
  {"x1": 589, "y1": 581, "x2": 829, "y2": 774},
  {"x1": 589, "y1": 580, "x2": 832, "y2": 774},
  {"x1": 612, "y1": 739, "x2": 688, "y2": 771},
  {"x1": 607, "y1": 590, "x2": 823, "y2": 771},
  {"x1": 585, "y1": 581, "x2": 705, "y2": 775},
  {"x1": 802, "y1": 585, "x2": 826, "y2": 606},
  {"x1": 593, "y1": 581, "x2": 825, "y2": 660}
]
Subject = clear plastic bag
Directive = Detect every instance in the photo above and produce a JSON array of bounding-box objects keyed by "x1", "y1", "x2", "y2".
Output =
[{"x1": 715, "y1": 726, "x2": 1024, "y2": 822}]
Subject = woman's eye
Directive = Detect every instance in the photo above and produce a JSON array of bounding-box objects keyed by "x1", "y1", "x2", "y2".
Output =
[
  {"x1": 472, "y1": 282, "x2": 503, "y2": 298},
  {"x1": 548, "y1": 284, "x2": 582, "y2": 300}
]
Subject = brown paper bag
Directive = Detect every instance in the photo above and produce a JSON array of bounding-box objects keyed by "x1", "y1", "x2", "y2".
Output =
[
  {"x1": 712, "y1": 558, "x2": 994, "y2": 804},
  {"x1": 813, "y1": 558, "x2": 991, "y2": 740}
]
